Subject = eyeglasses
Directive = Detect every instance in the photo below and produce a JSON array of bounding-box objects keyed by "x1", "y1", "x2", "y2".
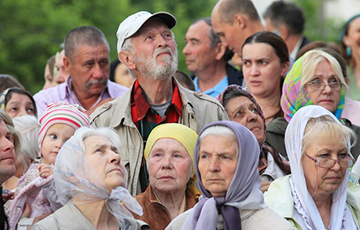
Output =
[
  {"x1": 306, "y1": 78, "x2": 342, "y2": 91},
  {"x1": 304, "y1": 153, "x2": 354, "y2": 168}
]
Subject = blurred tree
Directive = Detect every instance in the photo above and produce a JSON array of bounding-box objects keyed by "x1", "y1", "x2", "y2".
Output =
[{"x1": 0, "y1": 0, "x2": 217, "y2": 94}]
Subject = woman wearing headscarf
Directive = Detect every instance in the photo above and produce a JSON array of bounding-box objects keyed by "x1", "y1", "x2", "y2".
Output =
[
  {"x1": 131, "y1": 123, "x2": 199, "y2": 230},
  {"x1": 266, "y1": 49, "x2": 360, "y2": 159},
  {"x1": 265, "y1": 105, "x2": 360, "y2": 229},
  {"x1": 217, "y1": 85, "x2": 290, "y2": 192},
  {"x1": 166, "y1": 121, "x2": 292, "y2": 230},
  {"x1": 0, "y1": 87, "x2": 37, "y2": 119},
  {"x1": 32, "y1": 127, "x2": 148, "y2": 230}
]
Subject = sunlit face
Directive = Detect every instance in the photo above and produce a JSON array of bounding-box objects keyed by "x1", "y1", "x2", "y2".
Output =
[
  {"x1": 183, "y1": 21, "x2": 219, "y2": 74},
  {"x1": 114, "y1": 62, "x2": 134, "y2": 88},
  {"x1": 66, "y1": 44, "x2": 110, "y2": 97},
  {"x1": 302, "y1": 134, "x2": 348, "y2": 197},
  {"x1": 130, "y1": 19, "x2": 177, "y2": 80},
  {"x1": 242, "y1": 43, "x2": 288, "y2": 98},
  {"x1": 43, "y1": 63, "x2": 56, "y2": 90},
  {"x1": 0, "y1": 121, "x2": 16, "y2": 182},
  {"x1": 343, "y1": 17, "x2": 360, "y2": 57},
  {"x1": 84, "y1": 135, "x2": 126, "y2": 191},
  {"x1": 305, "y1": 61, "x2": 341, "y2": 113},
  {"x1": 6, "y1": 93, "x2": 36, "y2": 118},
  {"x1": 148, "y1": 138, "x2": 193, "y2": 194},
  {"x1": 54, "y1": 50, "x2": 69, "y2": 84},
  {"x1": 41, "y1": 124, "x2": 75, "y2": 165},
  {"x1": 198, "y1": 134, "x2": 238, "y2": 197},
  {"x1": 225, "y1": 96, "x2": 265, "y2": 145},
  {"x1": 211, "y1": 7, "x2": 243, "y2": 55}
]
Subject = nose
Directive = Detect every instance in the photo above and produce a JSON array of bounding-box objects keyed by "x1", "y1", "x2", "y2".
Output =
[
  {"x1": 321, "y1": 83, "x2": 333, "y2": 94},
  {"x1": 110, "y1": 150, "x2": 120, "y2": 164},
  {"x1": 182, "y1": 42, "x2": 190, "y2": 55},
  {"x1": 220, "y1": 37, "x2": 228, "y2": 49},
  {"x1": 92, "y1": 63, "x2": 104, "y2": 79},
  {"x1": 54, "y1": 72, "x2": 66, "y2": 84},
  {"x1": 208, "y1": 158, "x2": 220, "y2": 172},
  {"x1": 246, "y1": 110, "x2": 258, "y2": 122},
  {"x1": 250, "y1": 64, "x2": 259, "y2": 76},
  {"x1": 1, "y1": 137, "x2": 14, "y2": 153},
  {"x1": 18, "y1": 108, "x2": 27, "y2": 117},
  {"x1": 161, "y1": 154, "x2": 173, "y2": 169},
  {"x1": 157, "y1": 35, "x2": 167, "y2": 48},
  {"x1": 330, "y1": 159, "x2": 341, "y2": 171}
]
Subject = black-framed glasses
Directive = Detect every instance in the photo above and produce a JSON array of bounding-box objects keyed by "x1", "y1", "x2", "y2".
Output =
[
  {"x1": 304, "y1": 153, "x2": 354, "y2": 168},
  {"x1": 306, "y1": 78, "x2": 342, "y2": 91}
]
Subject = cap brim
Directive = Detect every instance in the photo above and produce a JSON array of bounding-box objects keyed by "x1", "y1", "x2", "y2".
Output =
[{"x1": 150, "y1": 12, "x2": 176, "y2": 30}]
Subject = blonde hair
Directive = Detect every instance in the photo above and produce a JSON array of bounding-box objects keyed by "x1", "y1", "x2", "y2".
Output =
[
  {"x1": 300, "y1": 50, "x2": 348, "y2": 90},
  {"x1": 302, "y1": 115, "x2": 356, "y2": 156}
]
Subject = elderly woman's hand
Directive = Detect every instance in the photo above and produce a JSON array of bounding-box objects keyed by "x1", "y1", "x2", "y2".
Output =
[
  {"x1": 38, "y1": 164, "x2": 54, "y2": 179},
  {"x1": 260, "y1": 181, "x2": 271, "y2": 193}
]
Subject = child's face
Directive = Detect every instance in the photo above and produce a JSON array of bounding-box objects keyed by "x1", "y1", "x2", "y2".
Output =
[{"x1": 41, "y1": 124, "x2": 75, "y2": 165}]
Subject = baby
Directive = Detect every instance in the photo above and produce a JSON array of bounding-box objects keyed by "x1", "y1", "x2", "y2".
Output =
[{"x1": 8, "y1": 102, "x2": 90, "y2": 230}]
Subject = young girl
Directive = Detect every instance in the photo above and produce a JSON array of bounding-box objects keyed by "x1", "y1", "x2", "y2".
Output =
[{"x1": 8, "y1": 102, "x2": 90, "y2": 230}]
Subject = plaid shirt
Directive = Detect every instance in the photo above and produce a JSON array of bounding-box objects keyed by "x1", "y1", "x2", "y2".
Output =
[{"x1": 130, "y1": 79, "x2": 182, "y2": 192}]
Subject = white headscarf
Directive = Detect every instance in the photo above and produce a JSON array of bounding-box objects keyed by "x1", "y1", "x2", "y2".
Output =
[
  {"x1": 285, "y1": 105, "x2": 351, "y2": 230},
  {"x1": 54, "y1": 127, "x2": 143, "y2": 229}
]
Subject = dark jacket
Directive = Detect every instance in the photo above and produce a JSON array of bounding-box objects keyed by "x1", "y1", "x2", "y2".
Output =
[
  {"x1": 266, "y1": 117, "x2": 360, "y2": 159},
  {"x1": 131, "y1": 185, "x2": 197, "y2": 230}
]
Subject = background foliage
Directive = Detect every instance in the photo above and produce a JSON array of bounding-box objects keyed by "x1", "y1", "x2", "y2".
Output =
[{"x1": 0, "y1": 0, "x2": 343, "y2": 94}]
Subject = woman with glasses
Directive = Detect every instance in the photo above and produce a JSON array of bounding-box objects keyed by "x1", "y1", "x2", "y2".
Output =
[
  {"x1": 266, "y1": 49, "x2": 360, "y2": 159},
  {"x1": 265, "y1": 105, "x2": 360, "y2": 229}
]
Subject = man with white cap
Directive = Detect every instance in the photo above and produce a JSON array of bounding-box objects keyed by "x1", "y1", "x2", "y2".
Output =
[
  {"x1": 34, "y1": 26, "x2": 128, "y2": 118},
  {"x1": 90, "y1": 11, "x2": 228, "y2": 196}
]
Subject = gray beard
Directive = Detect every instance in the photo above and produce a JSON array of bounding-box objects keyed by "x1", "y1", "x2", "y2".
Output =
[{"x1": 135, "y1": 47, "x2": 178, "y2": 81}]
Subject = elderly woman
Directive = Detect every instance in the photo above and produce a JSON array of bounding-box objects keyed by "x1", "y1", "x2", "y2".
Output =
[
  {"x1": 166, "y1": 121, "x2": 292, "y2": 230},
  {"x1": 32, "y1": 127, "x2": 148, "y2": 230},
  {"x1": 131, "y1": 123, "x2": 199, "y2": 230},
  {"x1": 217, "y1": 85, "x2": 290, "y2": 192},
  {"x1": 265, "y1": 105, "x2": 360, "y2": 229},
  {"x1": 0, "y1": 87, "x2": 37, "y2": 119},
  {"x1": 266, "y1": 49, "x2": 360, "y2": 159}
]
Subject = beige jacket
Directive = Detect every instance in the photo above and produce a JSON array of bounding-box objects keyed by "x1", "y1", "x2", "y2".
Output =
[
  {"x1": 90, "y1": 79, "x2": 228, "y2": 195},
  {"x1": 166, "y1": 207, "x2": 294, "y2": 230}
]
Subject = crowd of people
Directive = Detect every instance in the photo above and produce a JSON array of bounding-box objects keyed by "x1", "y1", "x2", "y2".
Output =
[{"x1": 1, "y1": 0, "x2": 360, "y2": 229}]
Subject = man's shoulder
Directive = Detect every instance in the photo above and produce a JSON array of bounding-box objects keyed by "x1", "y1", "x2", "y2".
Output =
[
  {"x1": 107, "y1": 80, "x2": 129, "y2": 98},
  {"x1": 34, "y1": 82, "x2": 66, "y2": 100},
  {"x1": 179, "y1": 86, "x2": 224, "y2": 107}
]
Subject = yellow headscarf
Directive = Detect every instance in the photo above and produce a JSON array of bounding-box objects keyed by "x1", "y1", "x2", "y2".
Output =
[{"x1": 144, "y1": 123, "x2": 200, "y2": 199}]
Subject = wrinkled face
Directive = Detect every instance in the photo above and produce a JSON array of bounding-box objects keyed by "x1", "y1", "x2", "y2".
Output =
[
  {"x1": 148, "y1": 138, "x2": 193, "y2": 194},
  {"x1": 114, "y1": 62, "x2": 134, "y2": 88},
  {"x1": 0, "y1": 121, "x2": 15, "y2": 182},
  {"x1": 343, "y1": 17, "x2": 360, "y2": 57},
  {"x1": 54, "y1": 50, "x2": 69, "y2": 84},
  {"x1": 183, "y1": 21, "x2": 218, "y2": 74},
  {"x1": 6, "y1": 93, "x2": 36, "y2": 118},
  {"x1": 41, "y1": 124, "x2": 75, "y2": 165},
  {"x1": 130, "y1": 19, "x2": 178, "y2": 80},
  {"x1": 302, "y1": 134, "x2": 348, "y2": 197},
  {"x1": 305, "y1": 60, "x2": 341, "y2": 113},
  {"x1": 198, "y1": 134, "x2": 238, "y2": 197},
  {"x1": 67, "y1": 44, "x2": 110, "y2": 97},
  {"x1": 242, "y1": 43, "x2": 288, "y2": 98},
  {"x1": 43, "y1": 63, "x2": 56, "y2": 90},
  {"x1": 211, "y1": 7, "x2": 243, "y2": 55},
  {"x1": 84, "y1": 135, "x2": 126, "y2": 191},
  {"x1": 225, "y1": 96, "x2": 265, "y2": 145}
]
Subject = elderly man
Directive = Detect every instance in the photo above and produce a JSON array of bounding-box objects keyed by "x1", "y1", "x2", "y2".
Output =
[
  {"x1": 211, "y1": 0, "x2": 265, "y2": 56},
  {"x1": 53, "y1": 49, "x2": 70, "y2": 85},
  {"x1": 91, "y1": 11, "x2": 228, "y2": 195},
  {"x1": 0, "y1": 111, "x2": 16, "y2": 230},
  {"x1": 183, "y1": 17, "x2": 243, "y2": 98},
  {"x1": 263, "y1": 1, "x2": 311, "y2": 60},
  {"x1": 34, "y1": 26, "x2": 128, "y2": 117}
]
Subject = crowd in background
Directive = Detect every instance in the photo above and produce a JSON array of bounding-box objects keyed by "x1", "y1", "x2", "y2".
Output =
[{"x1": 1, "y1": 0, "x2": 360, "y2": 229}]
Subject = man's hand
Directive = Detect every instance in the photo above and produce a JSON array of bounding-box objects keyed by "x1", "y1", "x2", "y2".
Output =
[
  {"x1": 2, "y1": 191, "x2": 14, "y2": 203},
  {"x1": 260, "y1": 181, "x2": 271, "y2": 193},
  {"x1": 20, "y1": 203, "x2": 53, "y2": 230}
]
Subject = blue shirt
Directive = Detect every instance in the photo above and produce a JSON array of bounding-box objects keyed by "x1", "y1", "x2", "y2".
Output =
[{"x1": 193, "y1": 76, "x2": 228, "y2": 98}]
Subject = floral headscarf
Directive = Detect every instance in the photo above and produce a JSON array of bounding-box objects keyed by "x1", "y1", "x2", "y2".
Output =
[{"x1": 281, "y1": 51, "x2": 346, "y2": 122}]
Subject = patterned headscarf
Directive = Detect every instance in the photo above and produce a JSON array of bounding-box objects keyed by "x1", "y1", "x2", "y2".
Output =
[
  {"x1": 181, "y1": 121, "x2": 266, "y2": 230},
  {"x1": 281, "y1": 51, "x2": 346, "y2": 122}
]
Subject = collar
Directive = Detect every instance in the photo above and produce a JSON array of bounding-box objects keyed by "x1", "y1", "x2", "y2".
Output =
[
  {"x1": 193, "y1": 76, "x2": 228, "y2": 98},
  {"x1": 290, "y1": 37, "x2": 304, "y2": 60},
  {"x1": 131, "y1": 79, "x2": 182, "y2": 123}
]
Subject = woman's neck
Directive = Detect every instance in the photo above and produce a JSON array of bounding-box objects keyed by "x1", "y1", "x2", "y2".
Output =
[
  {"x1": 1, "y1": 176, "x2": 18, "y2": 191},
  {"x1": 313, "y1": 195, "x2": 332, "y2": 228},
  {"x1": 74, "y1": 199, "x2": 119, "y2": 230},
  {"x1": 253, "y1": 94, "x2": 281, "y2": 123},
  {"x1": 153, "y1": 187, "x2": 187, "y2": 219}
]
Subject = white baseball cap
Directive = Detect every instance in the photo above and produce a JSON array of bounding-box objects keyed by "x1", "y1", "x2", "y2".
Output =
[{"x1": 116, "y1": 11, "x2": 176, "y2": 53}]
